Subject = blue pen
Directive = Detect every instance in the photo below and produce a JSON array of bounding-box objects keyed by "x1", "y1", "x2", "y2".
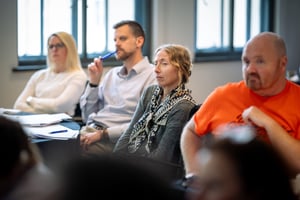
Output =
[
  {"x1": 100, "y1": 51, "x2": 117, "y2": 60},
  {"x1": 49, "y1": 130, "x2": 68, "y2": 134}
]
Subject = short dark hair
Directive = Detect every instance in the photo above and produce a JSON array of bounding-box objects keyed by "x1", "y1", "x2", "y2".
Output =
[{"x1": 113, "y1": 20, "x2": 145, "y2": 40}]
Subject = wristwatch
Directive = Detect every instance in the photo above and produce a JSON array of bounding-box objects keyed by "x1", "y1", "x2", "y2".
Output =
[
  {"x1": 89, "y1": 82, "x2": 99, "y2": 87},
  {"x1": 26, "y1": 96, "x2": 33, "y2": 105}
]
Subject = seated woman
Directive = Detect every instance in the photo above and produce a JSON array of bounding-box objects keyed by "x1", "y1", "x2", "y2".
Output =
[
  {"x1": 113, "y1": 44, "x2": 197, "y2": 178},
  {"x1": 14, "y1": 31, "x2": 87, "y2": 116}
]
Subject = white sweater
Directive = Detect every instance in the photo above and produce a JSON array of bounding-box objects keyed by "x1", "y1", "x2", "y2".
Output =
[{"x1": 14, "y1": 68, "x2": 87, "y2": 116}]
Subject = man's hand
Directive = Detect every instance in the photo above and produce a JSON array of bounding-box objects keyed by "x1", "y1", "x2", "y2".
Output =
[
  {"x1": 87, "y1": 58, "x2": 104, "y2": 85},
  {"x1": 242, "y1": 106, "x2": 273, "y2": 128},
  {"x1": 80, "y1": 130, "x2": 101, "y2": 150}
]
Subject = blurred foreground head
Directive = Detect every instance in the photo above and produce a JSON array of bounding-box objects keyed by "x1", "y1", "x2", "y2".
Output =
[
  {"x1": 0, "y1": 116, "x2": 58, "y2": 200},
  {"x1": 189, "y1": 126, "x2": 297, "y2": 200},
  {"x1": 0, "y1": 116, "x2": 37, "y2": 183},
  {"x1": 59, "y1": 155, "x2": 183, "y2": 200}
]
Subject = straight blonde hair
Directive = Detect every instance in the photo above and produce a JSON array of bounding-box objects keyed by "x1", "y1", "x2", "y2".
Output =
[{"x1": 47, "y1": 31, "x2": 83, "y2": 72}]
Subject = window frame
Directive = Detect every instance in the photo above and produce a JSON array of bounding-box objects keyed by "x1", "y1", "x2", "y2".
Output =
[
  {"x1": 194, "y1": 0, "x2": 275, "y2": 63},
  {"x1": 15, "y1": 0, "x2": 152, "y2": 71}
]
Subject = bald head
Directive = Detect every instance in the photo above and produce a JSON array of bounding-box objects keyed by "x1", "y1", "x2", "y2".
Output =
[{"x1": 244, "y1": 32, "x2": 286, "y2": 57}]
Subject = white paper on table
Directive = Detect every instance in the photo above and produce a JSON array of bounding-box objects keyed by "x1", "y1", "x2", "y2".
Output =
[
  {"x1": 2, "y1": 113, "x2": 72, "y2": 127},
  {"x1": 0, "y1": 108, "x2": 21, "y2": 115},
  {"x1": 24, "y1": 124, "x2": 79, "y2": 140}
]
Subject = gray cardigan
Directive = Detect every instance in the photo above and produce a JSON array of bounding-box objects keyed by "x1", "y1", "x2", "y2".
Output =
[{"x1": 113, "y1": 85, "x2": 196, "y2": 166}]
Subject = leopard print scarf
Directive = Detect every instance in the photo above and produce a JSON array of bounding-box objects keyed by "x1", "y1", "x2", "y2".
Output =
[{"x1": 128, "y1": 84, "x2": 195, "y2": 154}]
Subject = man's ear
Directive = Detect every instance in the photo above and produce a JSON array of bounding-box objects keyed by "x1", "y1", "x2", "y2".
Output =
[
  {"x1": 136, "y1": 36, "x2": 144, "y2": 48},
  {"x1": 281, "y1": 55, "x2": 288, "y2": 72}
]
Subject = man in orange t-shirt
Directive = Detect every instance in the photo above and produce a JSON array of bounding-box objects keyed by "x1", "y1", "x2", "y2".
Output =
[{"x1": 180, "y1": 32, "x2": 300, "y2": 178}]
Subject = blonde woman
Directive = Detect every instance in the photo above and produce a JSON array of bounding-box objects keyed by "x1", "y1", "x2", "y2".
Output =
[{"x1": 14, "y1": 32, "x2": 87, "y2": 116}]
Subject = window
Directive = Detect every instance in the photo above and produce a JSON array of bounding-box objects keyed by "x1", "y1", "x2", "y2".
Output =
[
  {"x1": 195, "y1": 0, "x2": 274, "y2": 62},
  {"x1": 17, "y1": 0, "x2": 151, "y2": 69}
]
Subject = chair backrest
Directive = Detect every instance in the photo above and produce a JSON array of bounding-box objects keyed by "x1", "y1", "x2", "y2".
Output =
[
  {"x1": 74, "y1": 102, "x2": 81, "y2": 117},
  {"x1": 168, "y1": 104, "x2": 202, "y2": 180},
  {"x1": 189, "y1": 104, "x2": 201, "y2": 119},
  {"x1": 72, "y1": 102, "x2": 83, "y2": 125},
  {"x1": 72, "y1": 81, "x2": 88, "y2": 126}
]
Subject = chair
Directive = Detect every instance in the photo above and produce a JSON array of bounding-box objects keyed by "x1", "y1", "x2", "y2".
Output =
[
  {"x1": 155, "y1": 104, "x2": 202, "y2": 181},
  {"x1": 175, "y1": 104, "x2": 201, "y2": 177},
  {"x1": 72, "y1": 81, "x2": 88, "y2": 127},
  {"x1": 72, "y1": 102, "x2": 84, "y2": 127},
  {"x1": 189, "y1": 104, "x2": 201, "y2": 119}
]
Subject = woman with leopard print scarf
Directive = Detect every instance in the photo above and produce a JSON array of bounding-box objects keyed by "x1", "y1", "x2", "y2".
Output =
[{"x1": 113, "y1": 44, "x2": 197, "y2": 180}]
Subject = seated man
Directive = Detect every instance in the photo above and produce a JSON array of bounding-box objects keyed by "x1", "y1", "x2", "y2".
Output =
[
  {"x1": 180, "y1": 32, "x2": 300, "y2": 180},
  {"x1": 79, "y1": 20, "x2": 156, "y2": 157}
]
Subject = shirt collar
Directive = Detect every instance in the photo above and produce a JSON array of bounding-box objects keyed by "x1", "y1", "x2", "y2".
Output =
[{"x1": 117, "y1": 57, "x2": 151, "y2": 79}]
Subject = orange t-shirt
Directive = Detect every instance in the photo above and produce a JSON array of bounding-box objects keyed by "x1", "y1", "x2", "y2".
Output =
[{"x1": 194, "y1": 80, "x2": 300, "y2": 141}]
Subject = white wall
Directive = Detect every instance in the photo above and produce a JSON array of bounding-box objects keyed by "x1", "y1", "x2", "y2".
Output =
[
  {"x1": 0, "y1": 0, "x2": 299, "y2": 108},
  {"x1": 151, "y1": 0, "x2": 242, "y2": 103},
  {"x1": 276, "y1": 0, "x2": 300, "y2": 71}
]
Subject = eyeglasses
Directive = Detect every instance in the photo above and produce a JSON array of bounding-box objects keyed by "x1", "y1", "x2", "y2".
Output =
[{"x1": 48, "y1": 43, "x2": 65, "y2": 50}]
